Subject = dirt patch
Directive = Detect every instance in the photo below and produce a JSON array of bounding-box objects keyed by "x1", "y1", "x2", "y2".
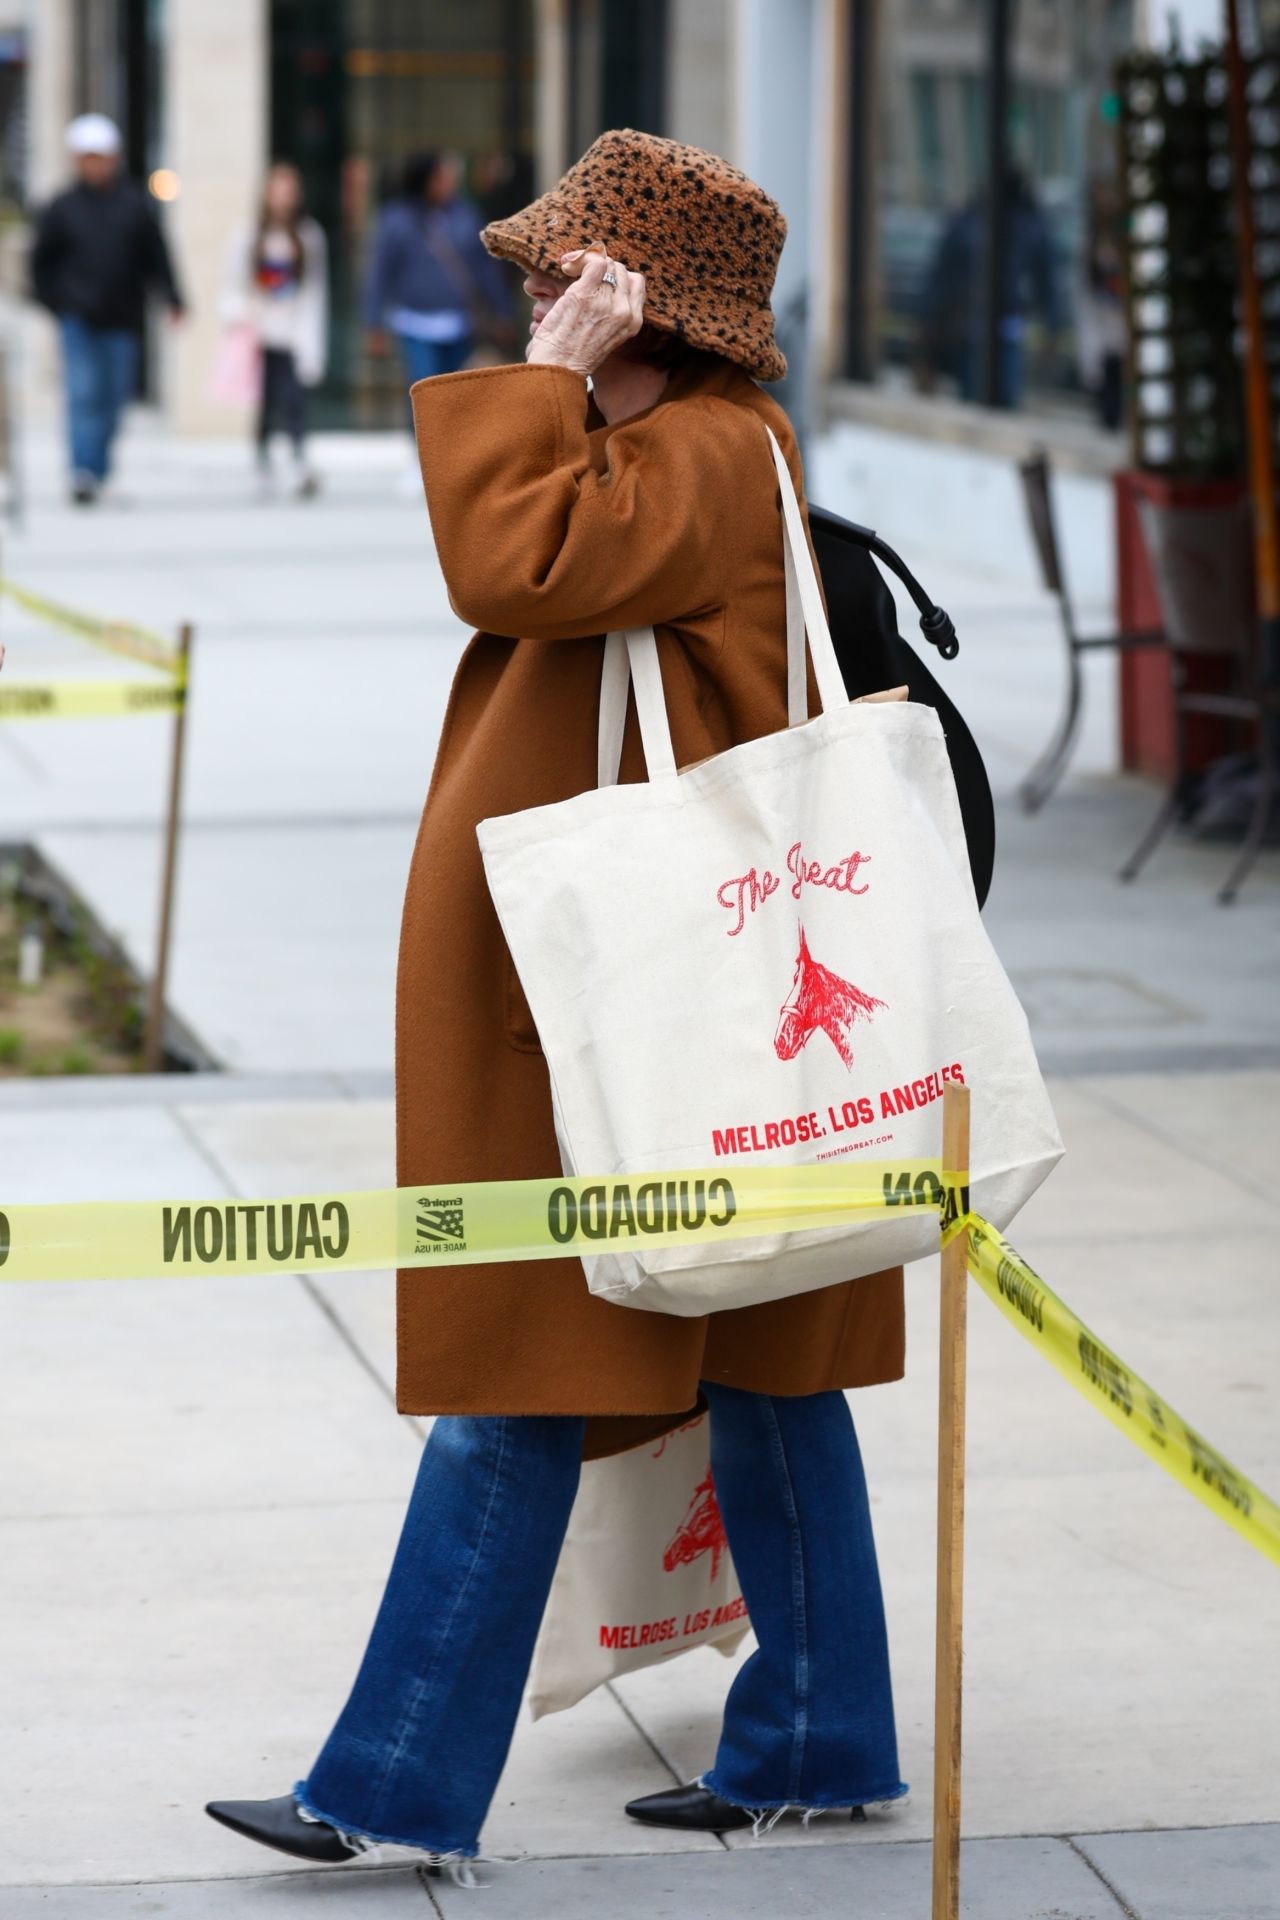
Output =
[{"x1": 0, "y1": 867, "x2": 143, "y2": 1077}]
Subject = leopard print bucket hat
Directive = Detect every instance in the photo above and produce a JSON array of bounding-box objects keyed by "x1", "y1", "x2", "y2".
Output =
[{"x1": 481, "y1": 128, "x2": 788, "y2": 382}]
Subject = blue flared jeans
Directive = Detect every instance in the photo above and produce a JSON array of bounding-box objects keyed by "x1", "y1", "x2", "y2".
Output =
[
  {"x1": 297, "y1": 1381, "x2": 906, "y2": 1858},
  {"x1": 60, "y1": 317, "x2": 138, "y2": 482}
]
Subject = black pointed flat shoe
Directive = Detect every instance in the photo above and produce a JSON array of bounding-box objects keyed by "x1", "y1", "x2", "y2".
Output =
[
  {"x1": 624, "y1": 1784, "x2": 756, "y2": 1832},
  {"x1": 205, "y1": 1793, "x2": 363, "y2": 1864},
  {"x1": 624, "y1": 1782, "x2": 875, "y2": 1832}
]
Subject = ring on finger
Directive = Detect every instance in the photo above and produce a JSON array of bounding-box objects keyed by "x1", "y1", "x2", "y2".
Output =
[{"x1": 601, "y1": 270, "x2": 618, "y2": 288}]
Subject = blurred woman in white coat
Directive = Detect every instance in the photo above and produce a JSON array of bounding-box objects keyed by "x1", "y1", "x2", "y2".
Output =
[{"x1": 221, "y1": 163, "x2": 328, "y2": 498}]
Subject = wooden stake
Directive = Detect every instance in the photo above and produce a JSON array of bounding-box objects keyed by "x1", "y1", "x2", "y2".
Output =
[
  {"x1": 932, "y1": 1081, "x2": 971, "y2": 1920},
  {"x1": 142, "y1": 623, "x2": 193, "y2": 1074}
]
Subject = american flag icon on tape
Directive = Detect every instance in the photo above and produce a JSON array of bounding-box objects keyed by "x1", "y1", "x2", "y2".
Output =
[{"x1": 416, "y1": 1197, "x2": 465, "y2": 1243}]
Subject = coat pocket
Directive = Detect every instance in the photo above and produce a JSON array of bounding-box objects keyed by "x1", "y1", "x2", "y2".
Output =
[{"x1": 505, "y1": 953, "x2": 543, "y2": 1053}]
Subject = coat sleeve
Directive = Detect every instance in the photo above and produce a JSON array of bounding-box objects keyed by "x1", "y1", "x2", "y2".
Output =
[
  {"x1": 412, "y1": 363, "x2": 757, "y2": 641},
  {"x1": 144, "y1": 205, "x2": 185, "y2": 311},
  {"x1": 296, "y1": 221, "x2": 329, "y2": 385},
  {"x1": 217, "y1": 223, "x2": 253, "y2": 327},
  {"x1": 30, "y1": 198, "x2": 65, "y2": 314},
  {"x1": 362, "y1": 207, "x2": 400, "y2": 331}
]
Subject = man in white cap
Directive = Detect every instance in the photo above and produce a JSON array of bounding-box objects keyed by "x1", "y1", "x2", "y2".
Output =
[{"x1": 31, "y1": 114, "x2": 185, "y2": 503}]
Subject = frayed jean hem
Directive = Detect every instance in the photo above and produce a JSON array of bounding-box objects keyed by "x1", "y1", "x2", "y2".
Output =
[
  {"x1": 699, "y1": 1773, "x2": 910, "y2": 1816},
  {"x1": 292, "y1": 1779, "x2": 480, "y2": 1862}
]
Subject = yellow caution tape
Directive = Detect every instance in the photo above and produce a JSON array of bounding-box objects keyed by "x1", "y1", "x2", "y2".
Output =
[
  {"x1": 939, "y1": 1167, "x2": 971, "y2": 1246},
  {"x1": 0, "y1": 678, "x2": 185, "y2": 720},
  {"x1": 965, "y1": 1216, "x2": 1280, "y2": 1569},
  {"x1": 0, "y1": 578, "x2": 182, "y2": 676},
  {"x1": 0, "y1": 1159, "x2": 955, "y2": 1284},
  {"x1": 3, "y1": 1159, "x2": 1274, "y2": 1568}
]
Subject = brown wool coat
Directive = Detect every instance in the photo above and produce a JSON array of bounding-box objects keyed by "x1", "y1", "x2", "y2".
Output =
[{"x1": 398, "y1": 354, "x2": 905, "y2": 1459}]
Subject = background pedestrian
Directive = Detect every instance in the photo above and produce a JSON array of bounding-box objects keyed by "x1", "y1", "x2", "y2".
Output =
[
  {"x1": 362, "y1": 150, "x2": 509, "y2": 487},
  {"x1": 31, "y1": 113, "x2": 185, "y2": 504},
  {"x1": 219, "y1": 161, "x2": 328, "y2": 498},
  {"x1": 916, "y1": 169, "x2": 1061, "y2": 408}
]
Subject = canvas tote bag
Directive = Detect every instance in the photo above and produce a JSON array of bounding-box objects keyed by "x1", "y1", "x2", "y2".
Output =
[
  {"x1": 479, "y1": 426, "x2": 1062, "y2": 1314},
  {"x1": 527, "y1": 1413, "x2": 750, "y2": 1719}
]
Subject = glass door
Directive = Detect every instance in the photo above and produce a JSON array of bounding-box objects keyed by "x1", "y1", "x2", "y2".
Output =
[{"x1": 271, "y1": 0, "x2": 534, "y2": 426}]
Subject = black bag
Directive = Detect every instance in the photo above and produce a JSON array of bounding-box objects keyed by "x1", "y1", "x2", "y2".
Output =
[{"x1": 811, "y1": 504, "x2": 995, "y2": 909}]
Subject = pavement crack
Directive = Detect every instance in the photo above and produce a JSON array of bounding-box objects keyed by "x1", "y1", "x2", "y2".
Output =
[
  {"x1": 297, "y1": 1267, "x2": 426, "y2": 1443},
  {"x1": 603, "y1": 1681, "x2": 684, "y2": 1786},
  {"x1": 0, "y1": 725, "x2": 50, "y2": 779},
  {"x1": 1066, "y1": 1835, "x2": 1144, "y2": 1918},
  {"x1": 601, "y1": 1681, "x2": 732, "y2": 1848},
  {"x1": 165, "y1": 1104, "x2": 423, "y2": 1442},
  {"x1": 165, "y1": 1102, "x2": 240, "y2": 1194},
  {"x1": 416, "y1": 1863, "x2": 448, "y2": 1913},
  {"x1": 1052, "y1": 1523, "x2": 1197, "y2": 1593}
]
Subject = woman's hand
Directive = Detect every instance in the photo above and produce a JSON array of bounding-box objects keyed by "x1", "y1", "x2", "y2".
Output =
[{"x1": 526, "y1": 249, "x2": 644, "y2": 377}]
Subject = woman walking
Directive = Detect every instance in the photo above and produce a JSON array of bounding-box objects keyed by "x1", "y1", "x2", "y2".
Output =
[
  {"x1": 219, "y1": 162, "x2": 327, "y2": 497},
  {"x1": 363, "y1": 150, "x2": 506, "y2": 388},
  {"x1": 206, "y1": 130, "x2": 909, "y2": 1877},
  {"x1": 362, "y1": 150, "x2": 510, "y2": 491}
]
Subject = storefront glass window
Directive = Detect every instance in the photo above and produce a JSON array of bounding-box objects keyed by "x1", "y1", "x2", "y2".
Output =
[
  {"x1": 872, "y1": 0, "x2": 1135, "y2": 422},
  {"x1": 271, "y1": 0, "x2": 534, "y2": 426}
]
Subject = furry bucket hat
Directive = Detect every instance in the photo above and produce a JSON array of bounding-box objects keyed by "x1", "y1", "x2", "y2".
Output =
[{"x1": 481, "y1": 129, "x2": 788, "y2": 382}]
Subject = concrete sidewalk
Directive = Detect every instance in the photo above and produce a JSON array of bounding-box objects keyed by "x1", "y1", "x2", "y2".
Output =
[
  {"x1": 2, "y1": 410, "x2": 1277, "y2": 1077},
  {"x1": 1, "y1": 1067, "x2": 1277, "y2": 1915},
  {"x1": 8, "y1": 1826, "x2": 1280, "y2": 1917},
  {"x1": 2, "y1": 405, "x2": 1278, "y2": 1918}
]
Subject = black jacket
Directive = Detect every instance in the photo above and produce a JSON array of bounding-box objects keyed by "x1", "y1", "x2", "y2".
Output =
[{"x1": 31, "y1": 179, "x2": 184, "y2": 332}]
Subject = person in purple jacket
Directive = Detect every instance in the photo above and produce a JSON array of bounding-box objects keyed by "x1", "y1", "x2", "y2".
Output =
[{"x1": 363, "y1": 151, "x2": 509, "y2": 452}]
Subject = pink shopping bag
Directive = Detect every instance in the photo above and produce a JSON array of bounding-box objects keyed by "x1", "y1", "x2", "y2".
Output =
[{"x1": 206, "y1": 324, "x2": 262, "y2": 409}]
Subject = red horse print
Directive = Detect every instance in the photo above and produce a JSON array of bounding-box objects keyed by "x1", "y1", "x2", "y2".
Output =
[
  {"x1": 774, "y1": 926, "x2": 886, "y2": 1070},
  {"x1": 664, "y1": 1470, "x2": 728, "y2": 1581}
]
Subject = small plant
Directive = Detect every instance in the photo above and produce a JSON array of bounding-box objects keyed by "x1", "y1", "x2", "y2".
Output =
[{"x1": 0, "y1": 852, "x2": 173, "y2": 1078}]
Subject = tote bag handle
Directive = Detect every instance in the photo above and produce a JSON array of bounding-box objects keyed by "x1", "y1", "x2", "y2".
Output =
[{"x1": 598, "y1": 424, "x2": 847, "y2": 787}]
